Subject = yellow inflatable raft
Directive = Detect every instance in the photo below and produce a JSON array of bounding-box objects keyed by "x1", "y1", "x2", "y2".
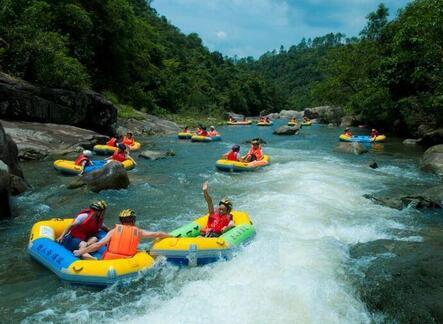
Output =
[
  {"x1": 257, "y1": 121, "x2": 273, "y2": 126},
  {"x1": 227, "y1": 121, "x2": 252, "y2": 125},
  {"x1": 216, "y1": 155, "x2": 270, "y2": 172},
  {"x1": 178, "y1": 132, "x2": 193, "y2": 139},
  {"x1": 288, "y1": 121, "x2": 298, "y2": 126},
  {"x1": 53, "y1": 159, "x2": 135, "y2": 175},
  {"x1": 93, "y1": 141, "x2": 141, "y2": 155},
  {"x1": 301, "y1": 121, "x2": 312, "y2": 126},
  {"x1": 28, "y1": 219, "x2": 155, "y2": 286},
  {"x1": 339, "y1": 134, "x2": 386, "y2": 143},
  {"x1": 150, "y1": 211, "x2": 255, "y2": 266}
]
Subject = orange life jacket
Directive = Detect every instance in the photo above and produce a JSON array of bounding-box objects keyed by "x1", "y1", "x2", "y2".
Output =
[
  {"x1": 103, "y1": 224, "x2": 140, "y2": 260},
  {"x1": 247, "y1": 146, "x2": 263, "y2": 160},
  {"x1": 112, "y1": 150, "x2": 126, "y2": 162},
  {"x1": 123, "y1": 136, "x2": 134, "y2": 146},
  {"x1": 208, "y1": 131, "x2": 217, "y2": 137},
  {"x1": 74, "y1": 154, "x2": 91, "y2": 166}
]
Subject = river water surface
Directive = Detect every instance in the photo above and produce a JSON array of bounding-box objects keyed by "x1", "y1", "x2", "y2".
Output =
[{"x1": 1, "y1": 121, "x2": 441, "y2": 323}]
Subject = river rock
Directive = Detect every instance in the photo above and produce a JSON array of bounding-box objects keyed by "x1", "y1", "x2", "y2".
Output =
[
  {"x1": 304, "y1": 106, "x2": 343, "y2": 125},
  {"x1": 334, "y1": 142, "x2": 368, "y2": 155},
  {"x1": 139, "y1": 150, "x2": 175, "y2": 160},
  {"x1": 420, "y1": 144, "x2": 443, "y2": 177},
  {"x1": 417, "y1": 124, "x2": 434, "y2": 137},
  {"x1": 368, "y1": 161, "x2": 378, "y2": 169},
  {"x1": 273, "y1": 125, "x2": 300, "y2": 136},
  {"x1": 339, "y1": 115, "x2": 358, "y2": 127},
  {"x1": 228, "y1": 112, "x2": 244, "y2": 120},
  {"x1": 68, "y1": 161, "x2": 129, "y2": 193},
  {"x1": 0, "y1": 122, "x2": 27, "y2": 218},
  {"x1": 403, "y1": 139, "x2": 420, "y2": 145},
  {"x1": 350, "y1": 238, "x2": 443, "y2": 323},
  {"x1": 420, "y1": 128, "x2": 443, "y2": 146},
  {"x1": 279, "y1": 110, "x2": 304, "y2": 119},
  {"x1": 1, "y1": 120, "x2": 108, "y2": 160},
  {"x1": 243, "y1": 138, "x2": 267, "y2": 145},
  {"x1": 117, "y1": 112, "x2": 179, "y2": 136},
  {"x1": 0, "y1": 72, "x2": 116, "y2": 135}
]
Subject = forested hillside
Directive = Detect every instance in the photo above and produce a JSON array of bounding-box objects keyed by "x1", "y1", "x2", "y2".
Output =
[
  {"x1": 0, "y1": 0, "x2": 280, "y2": 117},
  {"x1": 246, "y1": 0, "x2": 442, "y2": 133}
]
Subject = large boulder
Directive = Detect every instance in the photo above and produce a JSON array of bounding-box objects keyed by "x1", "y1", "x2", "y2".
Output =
[
  {"x1": 273, "y1": 125, "x2": 300, "y2": 136},
  {"x1": 279, "y1": 110, "x2": 304, "y2": 119},
  {"x1": 1, "y1": 120, "x2": 108, "y2": 160},
  {"x1": 304, "y1": 106, "x2": 344, "y2": 125},
  {"x1": 264, "y1": 113, "x2": 280, "y2": 120},
  {"x1": 334, "y1": 142, "x2": 368, "y2": 155},
  {"x1": 420, "y1": 144, "x2": 443, "y2": 177},
  {"x1": 419, "y1": 128, "x2": 443, "y2": 146},
  {"x1": 339, "y1": 115, "x2": 359, "y2": 127},
  {"x1": 139, "y1": 150, "x2": 175, "y2": 160},
  {"x1": 403, "y1": 139, "x2": 420, "y2": 145},
  {"x1": 117, "y1": 113, "x2": 179, "y2": 136},
  {"x1": 0, "y1": 72, "x2": 116, "y2": 135},
  {"x1": 0, "y1": 122, "x2": 27, "y2": 218},
  {"x1": 228, "y1": 112, "x2": 244, "y2": 120},
  {"x1": 68, "y1": 161, "x2": 129, "y2": 192}
]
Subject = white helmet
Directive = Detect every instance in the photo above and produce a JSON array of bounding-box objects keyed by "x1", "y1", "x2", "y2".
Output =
[
  {"x1": 83, "y1": 150, "x2": 93, "y2": 157},
  {"x1": 210, "y1": 126, "x2": 215, "y2": 129}
]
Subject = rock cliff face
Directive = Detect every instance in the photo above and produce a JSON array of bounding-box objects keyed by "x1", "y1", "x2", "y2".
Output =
[
  {"x1": 0, "y1": 73, "x2": 116, "y2": 135},
  {"x1": 0, "y1": 121, "x2": 27, "y2": 218},
  {"x1": 303, "y1": 106, "x2": 344, "y2": 125}
]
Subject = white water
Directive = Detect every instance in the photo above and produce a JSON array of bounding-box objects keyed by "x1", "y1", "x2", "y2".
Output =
[{"x1": 123, "y1": 150, "x2": 407, "y2": 324}]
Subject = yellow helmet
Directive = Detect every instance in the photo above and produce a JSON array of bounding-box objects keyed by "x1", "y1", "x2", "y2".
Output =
[
  {"x1": 90, "y1": 200, "x2": 107, "y2": 211},
  {"x1": 119, "y1": 209, "x2": 136, "y2": 218}
]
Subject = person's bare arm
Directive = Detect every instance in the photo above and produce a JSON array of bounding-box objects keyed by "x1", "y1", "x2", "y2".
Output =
[
  {"x1": 73, "y1": 230, "x2": 113, "y2": 256},
  {"x1": 56, "y1": 220, "x2": 75, "y2": 243},
  {"x1": 202, "y1": 181, "x2": 214, "y2": 215},
  {"x1": 140, "y1": 230, "x2": 171, "y2": 239}
]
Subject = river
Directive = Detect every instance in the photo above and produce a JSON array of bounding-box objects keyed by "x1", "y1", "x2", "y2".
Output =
[{"x1": 1, "y1": 121, "x2": 441, "y2": 323}]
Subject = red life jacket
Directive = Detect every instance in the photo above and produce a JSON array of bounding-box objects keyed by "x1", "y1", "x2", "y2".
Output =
[
  {"x1": 74, "y1": 154, "x2": 90, "y2": 166},
  {"x1": 103, "y1": 224, "x2": 140, "y2": 260},
  {"x1": 106, "y1": 138, "x2": 117, "y2": 147},
  {"x1": 227, "y1": 151, "x2": 238, "y2": 161},
  {"x1": 202, "y1": 212, "x2": 232, "y2": 234},
  {"x1": 247, "y1": 146, "x2": 263, "y2": 160},
  {"x1": 200, "y1": 130, "x2": 208, "y2": 136},
  {"x1": 69, "y1": 209, "x2": 103, "y2": 241},
  {"x1": 112, "y1": 150, "x2": 126, "y2": 162},
  {"x1": 371, "y1": 131, "x2": 379, "y2": 137}
]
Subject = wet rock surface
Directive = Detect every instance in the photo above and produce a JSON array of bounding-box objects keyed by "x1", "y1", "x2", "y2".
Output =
[
  {"x1": 68, "y1": 161, "x2": 129, "y2": 192},
  {"x1": 350, "y1": 238, "x2": 443, "y2": 323},
  {"x1": 1, "y1": 120, "x2": 108, "y2": 161},
  {"x1": 334, "y1": 142, "x2": 368, "y2": 155},
  {"x1": 116, "y1": 111, "x2": 179, "y2": 136},
  {"x1": 420, "y1": 144, "x2": 443, "y2": 177},
  {"x1": 139, "y1": 150, "x2": 176, "y2": 160},
  {"x1": 273, "y1": 125, "x2": 300, "y2": 135}
]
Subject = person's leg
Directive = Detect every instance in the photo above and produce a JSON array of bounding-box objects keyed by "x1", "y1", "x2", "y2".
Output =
[{"x1": 78, "y1": 240, "x2": 97, "y2": 260}]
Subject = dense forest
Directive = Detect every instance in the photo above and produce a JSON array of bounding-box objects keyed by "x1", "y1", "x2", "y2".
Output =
[
  {"x1": 0, "y1": 0, "x2": 441, "y2": 133},
  {"x1": 246, "y1": 0, "x2": 442, "y2": 133},
  {"x1": 0, "y1": 0, "x2": 281, "y2": 117}
]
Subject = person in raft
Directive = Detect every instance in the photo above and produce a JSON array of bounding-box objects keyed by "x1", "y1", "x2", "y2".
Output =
[
  {"x1": 370, "y1": 128, "x2": 379, "y2": 139},
  {"x1": 73, "y1": 209, "x2": 171, "y2": 260},
  {"x1": 57, "y1": 200, "x2": 109, "y2": 259},
  {"x1": 241, "y1": 139, "x2": 263, "y2": 162},
  {"x1": 208, "y1": 126, "x2": 218, "y2": 137},
  {"x1": 265, "y1": 116, "x2": 270, "y2": 123},
  {"x1": 106, "y1": 135, "x2": 124, "y2": 147},
  {"x1": 302, "y1": 116, "x2": 310, "y2": 122},
  {"x1": 122, "y1": 132, "x2": 135, "y2": 147},
  {"x1": 74, "y1": 150, "x2": 94, "y2": 175},
  {"x1": 222, "y1": 144, "x2": 240, "y2": 161},
  {"x1": 182, "y1": 126, "x2": 190, "y2": 133},
  {"x1": 343, "y1": 127, "x2": 353, "y2": 137},
  {"x1": 290, "y1": 117, "x2": 297, "y2": 124},
  {"x1": 106, "y1": 143, "x2": 137, "y2": 165},
  {"x1": 200, "y1": 181, "x2": 234, "y2": 237},
  {"x1": 198, "y1": 127, "x2": 209, "y2": 137},
  {"x1": 229, "y1": 116, "x2": 236, "y2": 123}
]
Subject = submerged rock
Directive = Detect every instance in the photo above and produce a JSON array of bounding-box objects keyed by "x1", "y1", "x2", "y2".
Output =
[
  {"x1": 334, "y1": 142, "x2": 368, "y2": 155},
  {"x1": 403, "y1": 139, "x2": 420, "y2": 145},
  {"x1": 139, "y1": 150, "x2": 175, "y2": 160},
  {"x1": 68, "y1": 161, "x2": 129, "y2": 193},
  {"x1": 420, "y1": 144, "x2": 443, "y2": 177},
  {"x1": 273, "y1": 125, "x2": 300, "y2": 136},
  {"x1": 368, "y1": 161, "x2": 378, "y2": 169}
]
